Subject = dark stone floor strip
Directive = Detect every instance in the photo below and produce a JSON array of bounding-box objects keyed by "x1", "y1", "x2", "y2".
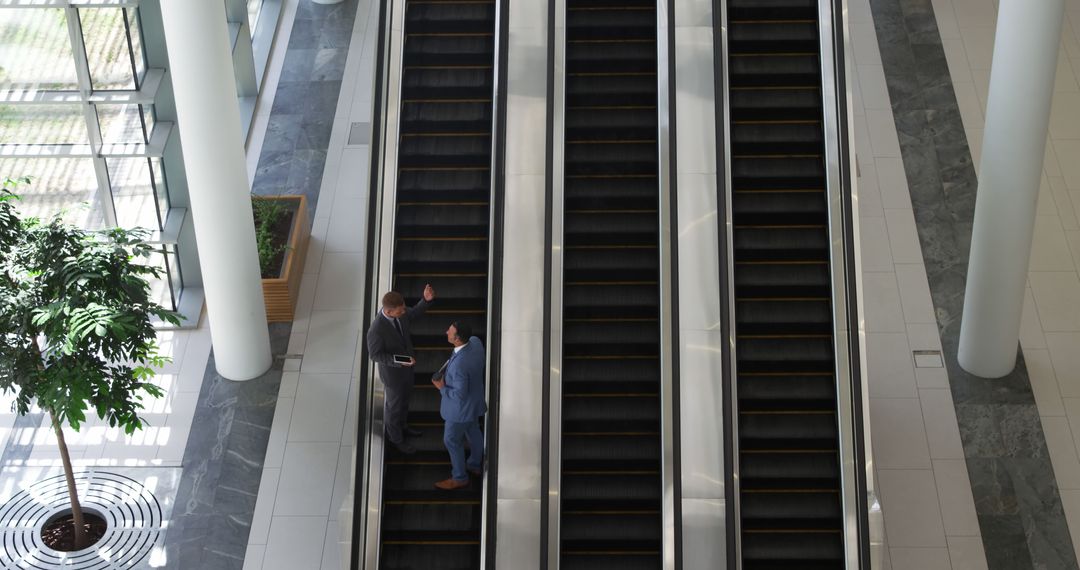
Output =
[
  {"x1": 164, "y1": 1, "x2": 359, "y2": 568},
  {"x1": 867, "y1": 0, "x2": 1078, "y2": 568}
]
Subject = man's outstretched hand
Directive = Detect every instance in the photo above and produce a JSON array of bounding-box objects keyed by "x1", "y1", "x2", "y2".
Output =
[{"x1": 423, "y1": 283, "x2": 436, "y2": 302}]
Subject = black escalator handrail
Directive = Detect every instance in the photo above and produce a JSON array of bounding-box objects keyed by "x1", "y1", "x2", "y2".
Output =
[
  {"x1": 713, "y1": 0, "x2": 740, "y2": 566},
  {"x1": 482, "y1": 0, "x2": 510, "y2": 566},
  {"x1": 350, "y1": 0, "x2": 391, "y2": 567},
  {"x1": 818, "y1": 0, "x2": 876, "y2": 567}
]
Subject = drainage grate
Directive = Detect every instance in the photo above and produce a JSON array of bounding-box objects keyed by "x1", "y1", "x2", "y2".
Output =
[{"x1": 0, "y1": 470, "x2": 165, "y2": 569}]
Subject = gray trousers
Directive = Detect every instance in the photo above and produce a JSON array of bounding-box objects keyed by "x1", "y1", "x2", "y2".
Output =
[{"x1": 383, "y1": 373, "x2": 414, "y2": 444}]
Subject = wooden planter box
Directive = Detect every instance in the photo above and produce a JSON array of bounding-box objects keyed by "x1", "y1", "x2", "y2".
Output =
[{"x1": 258, "y1": 195, "x2": 310, "y2": 322}]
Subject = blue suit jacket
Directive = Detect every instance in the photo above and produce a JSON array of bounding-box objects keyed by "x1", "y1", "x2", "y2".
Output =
[{"x1": 439, "y1": 337, "x2": 488, "y2": 423}]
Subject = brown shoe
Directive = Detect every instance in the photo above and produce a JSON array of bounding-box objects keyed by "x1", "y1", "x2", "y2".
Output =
[
  {"x1": 434, "y1": 478, "x2": 470, "y2": 490},
  {"x1": 468, "y1": 468, "x2": 482, "y2": 477}
]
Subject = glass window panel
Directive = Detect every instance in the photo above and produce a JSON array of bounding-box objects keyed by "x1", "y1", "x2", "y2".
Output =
[
  {"x1": 0, "y1": 157, "x2": 105, "y2": 230},
  {"x1": 0, "y1": 9, "x2": 79, "y2": 91},
  {"x1": 79, "y1": 8, "x2": 135, "y2": 91},
  {"x1": 165, "y1": 245, "x2": 181, "y2": 312},
  {"x1": 143, "y1": 246, "x2": 178, "y2": 313},
  {"x1": 0, "y1": 104, "x2": 88, "y2": 145},
  {"x1": 150, "y1": 156, "x2": 169, "y2": 222},
  {"x1": 126, "y1": 9, "x2": 146, "y2": 86},
  {"x1": 96, "y1": 103, "x2": 146, "y2": 144},
  {"x1": 107, "y1": 157, "x2": 161, "y2": 231},
  {"x1": 247, "y1": 0, "x2": 263, "y2": 35}
]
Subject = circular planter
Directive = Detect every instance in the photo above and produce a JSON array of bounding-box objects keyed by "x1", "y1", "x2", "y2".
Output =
[{"x1": 0, "y1": 471, "x2": 165, "y2": 568}]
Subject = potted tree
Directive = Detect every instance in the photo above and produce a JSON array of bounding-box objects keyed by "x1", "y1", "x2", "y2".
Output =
[
  {"x1": 252, "y1": 194, "x2": 309, "y2": 322},
  {"x1": 0, "y1": 178, "x2": 179, "y2": 551}
]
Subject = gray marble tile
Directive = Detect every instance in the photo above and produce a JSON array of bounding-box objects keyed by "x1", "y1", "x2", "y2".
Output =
[
  {"x1": 270, "y1": 82, "x2": 313, "y2": 116},
  {"x1": 280, "y1": 48, "x2": 318, "y2": 82},
  {"x1": 297, "y1": 115, "x2": 334, "y2": 150},
  {"x1": 297, "y1": 0, "x2": 357, "y2": 22},
  {"x1": 288, "y1": 149, "x2": 328, "y2": 195},
  {"x1": 319, "y1": 19, "x2": 354, "y2": 49},
  {"x1": 288, "y1": 18, "x2": 321, "y2": 49},
  {"x1": 312, "y1": 48, "x2": 348, "y2": 82},
  {"x1": 262, "y1": 114, "x2": 303, "y2": 153},
  {"x1": 253, "y1": 150, "x2": 294, "y2": 191},
  {"x1": 980, "y1": 515, "x2": 1036, "y2": 569}
]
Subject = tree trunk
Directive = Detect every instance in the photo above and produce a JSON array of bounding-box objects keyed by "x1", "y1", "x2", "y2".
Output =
[{"x1": 50, "y1": 411, "x2": 87, "y2": 550}]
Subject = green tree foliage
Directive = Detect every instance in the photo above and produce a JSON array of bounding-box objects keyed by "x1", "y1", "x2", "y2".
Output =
[{"x1": 0, "y1": 177, "x2": 179, "y2": 549}]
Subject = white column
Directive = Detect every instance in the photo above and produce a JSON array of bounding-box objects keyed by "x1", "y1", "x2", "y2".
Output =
[
  {"x1": 160, "y1": 0, "x2": 272, "y2": 381},
  {"x1": 958, "y1": 0, "x2": 1065, "y2": 378}
]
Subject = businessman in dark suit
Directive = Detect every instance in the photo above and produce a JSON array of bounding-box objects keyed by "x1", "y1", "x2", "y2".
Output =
[
  {"x1": 431, "y1": 321, "x2": 487, "y2": 490},
  {"x1": 367, "y1": 284, "x2": 435, "y2": 454}
]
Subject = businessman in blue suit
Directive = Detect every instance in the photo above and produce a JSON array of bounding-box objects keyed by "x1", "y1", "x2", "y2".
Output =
[{"x1": 431, "y1": 321, "x2": 487, "y2": 490}]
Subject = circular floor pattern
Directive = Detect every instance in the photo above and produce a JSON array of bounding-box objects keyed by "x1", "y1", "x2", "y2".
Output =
[{"x1": 0, "y1": 471, "x2": 165, "y2": 569}]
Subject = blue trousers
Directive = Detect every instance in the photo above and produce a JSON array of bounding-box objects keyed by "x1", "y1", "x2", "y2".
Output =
[{"x1": 444, "y1": 418, "x2": 484, "y2": 482}]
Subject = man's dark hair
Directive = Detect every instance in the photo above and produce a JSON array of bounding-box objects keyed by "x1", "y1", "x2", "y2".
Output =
[
  {"x1": 382, "y1": 291, "x2": 405, "y2": 308},
  {"x1": 451, "y1": 321, "x2": 472, "y2": 342}
]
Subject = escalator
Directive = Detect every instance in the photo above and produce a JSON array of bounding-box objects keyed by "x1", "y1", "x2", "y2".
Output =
[
  {"x1": 725, "y1": 0, "x2": 845, "y2": 568},
  {"x1": 377, "y1": 0, "x2": 495, "y2": 567},
  {"x1": 560, "y1": 1, "x2": 662, "y2": 568}
]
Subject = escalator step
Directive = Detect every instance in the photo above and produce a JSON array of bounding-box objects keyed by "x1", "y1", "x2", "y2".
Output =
[
  {"x1": 560, "y1": 555, "x2": 664, "y2": 570},
  {"x1": 381, "y1": 503, "x2": 483, "y2": 533},
  {"x1": 729, "y1": 0, "x2": 817, "y2": 19},
  {"x1": 567, "y1": 75, "x2": 657, "y2": 107},
  {"x1": 401, "y1": 101, "x2": 492, "y2": 134},
  {"x1": 406, "y1": 3, "x2": 494, "y2": 34},
  {"x1": 562, "y1": 434, "x2": 661, "y2": 466},
  {"x1": 739, "y1": 411, "x2": 838, "y2": 449},
  {"x1": 562, "y1": 471, "x2": 662, "y2": 507},
  {"x1": 737, "y1": 336, "x2": 835, "y2": 372},
  {"x1": 567, "y1": 10, "x2": 657, "y2": 40},
  {"x1": 730, "y1": 21, "x2": 819, "y2": 53},
  {"x1": 734, "y1": 226, "x2": 829, "y2": 261},
  {"x1": 404, "y1": 36, "x2": 494, "y2": 67},
  {"x1": 735, "y1": 261, "x2": 830, "y2": 297},
  {"x1": 736, "y1": 299, "x2": 832, "y2": 334},
  {"x1": 380, "y1": 543, "x2": 479, "y2": 570},
  {"x1": 738, "y1": 374, "x2": 837, "y2": 410},
  {"x1": 731, "y1": 88, "x2": 822, "y2": 122},
  {"x1": 741, "y1": 450, "x2": 841, "y2": 490},
  {"x1": 729, "y1": 54, "x2": 820, "y2": 87},
  {"x1": 563, "y1": 396, "x2": 660, "y2": 424},
  {"x1": 741, "y1": 531, "x2": 845, "y2": 566},
  {"x1": 732, "y1": 122, "x2": 823, "y2": 154},
  {"x1": 741, "y1": 491, "x2": 843, "y2": 530}
]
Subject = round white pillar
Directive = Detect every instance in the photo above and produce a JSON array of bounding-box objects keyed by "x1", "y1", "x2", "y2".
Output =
[
  {"x1": 958, "y1": 0, "x2": 1066, "y2": 378},
  {"x1": 160, "y1": 0, "x2": 273, "y2": 381}
]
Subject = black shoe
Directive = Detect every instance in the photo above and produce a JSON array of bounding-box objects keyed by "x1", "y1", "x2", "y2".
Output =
[
  {"x1": 404, "y1": 427, "x2": 423, "y2": 437},
  {"x1": 393, "y1": 441, "x2": 416, "y2": 455}
]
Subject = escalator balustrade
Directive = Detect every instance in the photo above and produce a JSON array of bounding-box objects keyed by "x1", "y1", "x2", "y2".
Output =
[
  {"x1": 378, "y1": 0, "x2": 495, "y2": 568},
  {"x1": 726, "y1": 0, "x2": 845, "y2": 568},
  {"x1": 560, "y1": 1, "x2": 663, "y2": 569}
]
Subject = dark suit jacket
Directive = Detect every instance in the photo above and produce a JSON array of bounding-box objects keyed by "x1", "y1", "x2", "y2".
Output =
[
  {"x1": 439, "y1": 337, "x2": 488, "y2": 423},
  {"x1": 366, "y1": 299, "x2": 430, "y2": 385}
]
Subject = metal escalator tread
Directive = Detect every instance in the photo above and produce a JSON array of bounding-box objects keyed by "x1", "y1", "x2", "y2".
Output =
[
  {"x1": 726, "y1": 0, "x2": 844, "y2": 568},
  {"x1": 377, "y1": 0, "x2": 495, "y2": 568},
  {"x1": 561, "y1": 2, "x2": 662, "y2": 568}
]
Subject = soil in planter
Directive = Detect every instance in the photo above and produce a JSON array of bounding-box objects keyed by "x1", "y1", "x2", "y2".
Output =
[
  {"x1": 253, "y1": 204, "x2": 295, "y2": 279},
  {"x1": 41, "y1": 512, "x2": 108, "y2": 551}
]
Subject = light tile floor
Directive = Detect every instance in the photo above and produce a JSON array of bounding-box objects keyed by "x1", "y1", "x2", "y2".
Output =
[
  {"x1": 928, "y1": 0, "x2": 1080, "y2": 564},
  {"x1": 0, "y1": 325, "x2": 211, "y2": 469},
  {"x1": 849, "y1": 0, "x2": 990, "y2": 567}
]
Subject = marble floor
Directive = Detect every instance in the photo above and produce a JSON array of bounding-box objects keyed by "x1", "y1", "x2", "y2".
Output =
[{"x1": 3, "y1": 0, "x2": 1076, "y2": 568}]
